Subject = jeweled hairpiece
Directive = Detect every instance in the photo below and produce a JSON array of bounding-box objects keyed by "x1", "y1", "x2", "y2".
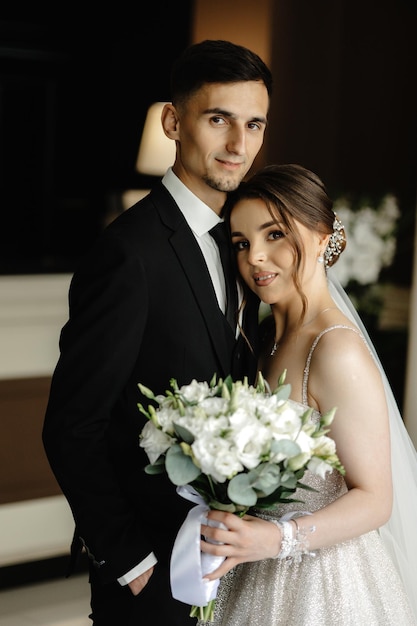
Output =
[{"x1": 324, "y1": 214, "x2": 345, "y2": 268}]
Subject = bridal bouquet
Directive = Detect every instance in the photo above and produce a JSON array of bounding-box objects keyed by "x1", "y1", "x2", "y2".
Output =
[{"x1": 138, "y1": 373, "x2": 345, "y2": 621}]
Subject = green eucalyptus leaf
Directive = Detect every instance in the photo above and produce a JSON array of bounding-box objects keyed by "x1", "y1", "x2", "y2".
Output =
[
  {"x1": 279, "y1": 472, "x2": 300, "y2": 489},
  {"x1": 144, "y1": 463, "x2": 166, "y2": 475},
  {"x1": 249, "y1": 463, "x2": 281, "y2": 496},
  {"x1": 173, "y1": 422, "x2": 195, "y2": 444},
  {"x1": 271, "y1": 438, "x2": 301, "y2": 456},
  {"x1": 165, "y1": 444, "x2": 201, "y2": 485},
  {"x1": 228, "y1": 473, "x2": 258, "y2": 506},
  {"x1": 209, "y1": 500, "x2": 237, "y2": 513},
  {"x1": 273, "y1": 383, "x2": 291, "y2": 401}
]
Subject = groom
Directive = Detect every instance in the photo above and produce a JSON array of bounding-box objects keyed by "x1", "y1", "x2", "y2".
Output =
[{"x1": 42, "y1": 39, "x2": 272, "y2": 625}]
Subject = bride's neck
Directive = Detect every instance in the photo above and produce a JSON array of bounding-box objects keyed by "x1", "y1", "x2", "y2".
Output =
[{"x1": 271, "y1": 300, "x2": 337, "y2": 343}]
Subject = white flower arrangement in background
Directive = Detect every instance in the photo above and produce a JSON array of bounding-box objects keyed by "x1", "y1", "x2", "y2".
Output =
[
  {"x1": 330, "y1": 194, "x2": 400, "y2": 319},
  {"x1": 331, "y1": 194, "x2": 400, "y2": 287}
]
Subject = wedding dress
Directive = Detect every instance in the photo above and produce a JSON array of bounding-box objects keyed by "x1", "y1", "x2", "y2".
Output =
[{"x1": 197, "y1": 273, "x2": 417, "y2": 626}]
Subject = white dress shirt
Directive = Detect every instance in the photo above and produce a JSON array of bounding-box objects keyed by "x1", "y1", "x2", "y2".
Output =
[{"x1": 163, "y1": 167, "x2": 227, "y2": 312}]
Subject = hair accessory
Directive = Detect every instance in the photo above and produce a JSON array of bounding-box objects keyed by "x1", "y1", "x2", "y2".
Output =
[{"x1": 324, "y1": 215, "x2": 345, "y2": 268}]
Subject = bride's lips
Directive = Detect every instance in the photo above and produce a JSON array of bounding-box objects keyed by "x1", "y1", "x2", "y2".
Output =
[{"x1": 253, "y1": 272, "x2": 277, "y2": 286}]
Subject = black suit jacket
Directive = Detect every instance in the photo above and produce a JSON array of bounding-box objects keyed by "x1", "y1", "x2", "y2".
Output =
[{"x1": 42, "y1": 182, "x2": 259, "y2": 588}]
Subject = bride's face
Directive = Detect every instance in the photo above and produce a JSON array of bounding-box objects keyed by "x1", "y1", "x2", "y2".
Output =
[{"x1": 230, "y1": 197, "x2": 320, "y2": 305}]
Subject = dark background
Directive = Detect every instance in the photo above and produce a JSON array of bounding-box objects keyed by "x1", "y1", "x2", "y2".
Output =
[
  {"x1": 1, "y1": 2, "x2": 415, "y2": 282},
  {"x1": 0, "y1": 5, "x2": 193, "y2": 274}
]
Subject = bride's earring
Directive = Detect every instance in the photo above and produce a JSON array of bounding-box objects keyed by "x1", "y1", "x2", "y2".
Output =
[{"x1": 317, "y1": 255, "x2": 324, "y2": 264}]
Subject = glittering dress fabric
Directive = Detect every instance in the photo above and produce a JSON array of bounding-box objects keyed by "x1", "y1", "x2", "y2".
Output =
[{"x1": 197, "y1": 405, "x2": 416, "y2": 626}]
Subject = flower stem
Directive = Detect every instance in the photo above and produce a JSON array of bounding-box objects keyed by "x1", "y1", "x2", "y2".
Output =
[
  {"x1": 207, "y1": 474, "x2": 217, "y2": 500},
  {"x1": 189, "y1": 600, "x2": 216, "y2": 622}
]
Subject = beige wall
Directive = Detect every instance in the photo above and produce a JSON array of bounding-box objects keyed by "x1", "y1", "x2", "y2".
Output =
[
  {"x1": 192, "y1": 0, "x2": 272, "y2": 64},
  {"x1": 0, "y1": 275, "x2": 73, "y2": 564}
]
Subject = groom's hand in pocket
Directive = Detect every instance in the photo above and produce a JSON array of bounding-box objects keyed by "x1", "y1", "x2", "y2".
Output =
[{"x1": 128, "y1": 566, "x2": 155, "y2": 596}]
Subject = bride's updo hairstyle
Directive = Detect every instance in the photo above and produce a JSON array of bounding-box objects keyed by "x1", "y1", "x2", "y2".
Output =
[{"x1": 224, "y1": 163, "x2": 347, "y2": 320}]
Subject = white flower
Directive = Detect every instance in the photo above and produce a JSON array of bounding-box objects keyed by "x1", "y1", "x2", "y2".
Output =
[
  {"x1": 153, "y1": 407, "x2": 177, "y2": 434},
  {"x1": 192, "y1": 435, "x2": 243, "y2": 482},
  {"x1": 231, "y1": 419, "x2": 271, "y2": 469},
  {"x1": 140, "y1": 421, "x2": 173, "y2": 464},
  {"x1": 268, "y1": 401, "x2": 303, "y2": 436},
  {"x1": 179, "y1": 379, "x2": 212, "y2": 403},
  {"x1": 332, "y1": 195, "x2": 399, "y2": 287},
  {"x1": 311, "y1": 435, "x2": 337, "y2": 457},
  {"x1": 307, "y1": 456, "x2": 334, "y2": 479}
]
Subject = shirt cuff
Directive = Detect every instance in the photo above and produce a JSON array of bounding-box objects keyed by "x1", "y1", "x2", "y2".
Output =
[{"x1": 117, "y1": 552, "x2": 158, "y2": 586}]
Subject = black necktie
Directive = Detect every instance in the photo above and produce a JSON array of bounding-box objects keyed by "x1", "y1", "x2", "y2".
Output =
[{"x1": 209, "y1": 222, "x2": 238, "y2": 329}]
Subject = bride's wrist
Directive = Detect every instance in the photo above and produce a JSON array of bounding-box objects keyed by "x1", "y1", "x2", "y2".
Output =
[
  {"x1": 270, "y1": 520, "x2": 294, "y2": 559},
  {"x1": 268, "y1": 516, "x2": 316, "y2": 562}
]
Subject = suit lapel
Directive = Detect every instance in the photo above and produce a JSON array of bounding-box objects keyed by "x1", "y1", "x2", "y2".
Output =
[
  {"x1": 171, "y1": 222, "x2": 237, "y2": 371},
  {"x1": 152, "y1": 184, "x2": 236, "y2": 374}
]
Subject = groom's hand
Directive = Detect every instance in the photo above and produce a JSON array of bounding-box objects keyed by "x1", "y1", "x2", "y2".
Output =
[{"x1": 128, "y1": 566, "x2": 155, "y2": 595}]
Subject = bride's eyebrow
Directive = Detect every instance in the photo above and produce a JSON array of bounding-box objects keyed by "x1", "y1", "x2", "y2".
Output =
[
  {"x1": 231, "y1": 220, "x2": 281, "y2": 238},
  {"x1": 261, "y1": 220, "x2": 282, "y2": 229}
]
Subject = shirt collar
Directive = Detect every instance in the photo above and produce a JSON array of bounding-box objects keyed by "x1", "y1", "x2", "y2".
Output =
[{"x1": 162, "y1": 167, "x2": 222, "y2": 236}]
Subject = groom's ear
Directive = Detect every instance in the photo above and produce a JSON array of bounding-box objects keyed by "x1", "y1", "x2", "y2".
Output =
[{"x1": 161, "y1": 104, "x2": 180, "y2": 140}]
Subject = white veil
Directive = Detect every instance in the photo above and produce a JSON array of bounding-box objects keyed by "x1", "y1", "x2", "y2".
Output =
[{"x1": 328, "y1": 270, "x2": 417, "y2": 620}]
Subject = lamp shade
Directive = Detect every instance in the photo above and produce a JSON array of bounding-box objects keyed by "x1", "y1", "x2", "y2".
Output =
[{"x1": 135, "y1": 102, "x2": 176, "y2": 176}]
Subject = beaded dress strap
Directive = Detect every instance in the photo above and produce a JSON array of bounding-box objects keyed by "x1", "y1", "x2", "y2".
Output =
[{"x1": 302, "y1": 325, "x2": 365, "y2": 406}]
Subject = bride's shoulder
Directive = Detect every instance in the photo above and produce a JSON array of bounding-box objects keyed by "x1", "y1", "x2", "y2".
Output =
[
  {"x1": 315, "y1": 323, "x2": 362, "y2": 344},
  {"x1": 310, "y1": 323, "x2": 373, "y2": 370}
]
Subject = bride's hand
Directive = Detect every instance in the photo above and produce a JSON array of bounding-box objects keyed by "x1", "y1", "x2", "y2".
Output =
[{"x1": 200, "y1": 510, "x2": 281, "y2": 580}]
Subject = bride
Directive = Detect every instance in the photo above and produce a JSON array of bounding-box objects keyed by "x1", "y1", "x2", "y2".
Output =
[{"x1": 197, "y1": 164, "x2": 417, "y2": 625}]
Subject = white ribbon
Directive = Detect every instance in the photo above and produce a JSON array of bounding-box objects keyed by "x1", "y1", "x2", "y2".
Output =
[{"x1": 170, "y1": 486, "x2": 226, "y2": 606}]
